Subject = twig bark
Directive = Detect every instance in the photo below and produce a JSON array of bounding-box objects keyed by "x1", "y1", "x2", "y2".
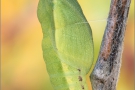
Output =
[{"x1": 90, "y1": 0, "x2": 131, "y2": 90}]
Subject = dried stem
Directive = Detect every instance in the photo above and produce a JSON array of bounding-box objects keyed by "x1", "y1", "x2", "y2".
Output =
[{"x1": 90, "y1": 0, "x2": 131, "y2": 90}]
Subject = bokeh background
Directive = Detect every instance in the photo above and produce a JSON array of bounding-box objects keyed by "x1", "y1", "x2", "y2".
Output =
[{"x1": 1, "y1": 0, "x2": 134, "y2": 90}]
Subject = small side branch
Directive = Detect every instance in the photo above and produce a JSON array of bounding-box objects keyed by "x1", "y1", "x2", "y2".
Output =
[{"x1": 90, "y1": 0, "x2": 131, "y2": 90}]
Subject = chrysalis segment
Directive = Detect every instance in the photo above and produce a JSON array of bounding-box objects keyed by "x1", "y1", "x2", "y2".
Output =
[
  {"x1": 54, "y1": 0, "x2": 93, "y2": 75},
  {"x1": 37, "y1": 0, "x2": 94, "y2": 90}
]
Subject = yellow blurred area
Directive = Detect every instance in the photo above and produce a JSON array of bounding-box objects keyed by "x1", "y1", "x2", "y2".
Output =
[{"x1": 1, "y1": 0, "x2": 134, "y2": 90}]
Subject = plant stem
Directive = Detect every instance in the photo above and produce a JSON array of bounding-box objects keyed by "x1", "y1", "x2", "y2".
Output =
[{"x1": 90, "y1": 0, "x2": 131, "y2": 90}]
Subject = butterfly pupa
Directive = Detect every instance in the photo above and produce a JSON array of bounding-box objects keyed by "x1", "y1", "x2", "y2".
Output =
[{"x1": 37, "y1": 0, "x2": 94, "y2": 90}]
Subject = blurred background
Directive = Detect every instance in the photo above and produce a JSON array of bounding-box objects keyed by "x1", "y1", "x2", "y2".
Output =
[{"x1": 1, "y1": 0, "x2": 134, "y2": 90}]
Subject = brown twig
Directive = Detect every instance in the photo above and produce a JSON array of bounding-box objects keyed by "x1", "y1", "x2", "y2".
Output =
[{"x1": 90, "y1": 0, "x2": 131, "y2": 90}]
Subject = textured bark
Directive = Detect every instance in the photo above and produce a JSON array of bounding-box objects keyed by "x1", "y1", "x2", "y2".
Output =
[{"x1": 90, "y1": 0, "x2": 131, "y2": 90}]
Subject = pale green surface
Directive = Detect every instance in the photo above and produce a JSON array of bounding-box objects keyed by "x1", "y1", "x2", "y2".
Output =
[{"x1": 37, "y1": 0, "x2": 94, "y2": 90}]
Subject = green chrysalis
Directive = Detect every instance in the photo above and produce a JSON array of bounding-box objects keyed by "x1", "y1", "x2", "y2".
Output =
[{"x1": 37, "y1": 0, "x2": 94, "y2": 90}]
